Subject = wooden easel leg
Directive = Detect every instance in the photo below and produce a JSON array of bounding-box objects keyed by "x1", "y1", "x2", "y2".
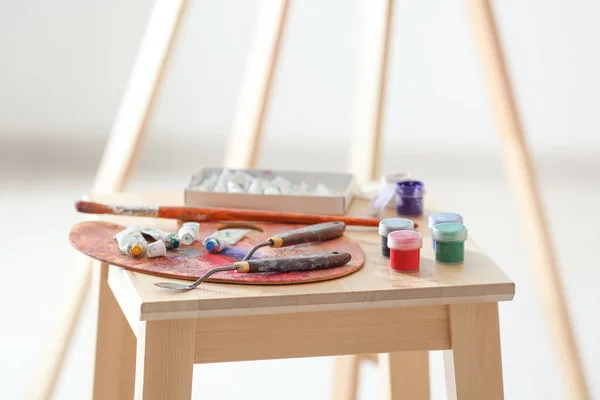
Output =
[
  {"x1": 331, "y1": 355, "x2": 361, "y2": 400},
  {"x1": 134, "y1": 319, "x2": 196, "y2": 400},
  {"x1": 92, "y1": 262, "x2": 136, "y2": 399},
  {"x1": 444, "y1": 303, "x2": 503, "y2": 400},
  {"x1": 30, "y1": 2, "x2": 188, "y2": 398},
  {"x1": 94, "y1": 0, "x2": 188, "y2": 193},
  {"x1": 224, "y1": 0, "x2": 290, "y2": 169},
  {"x1": 467, "y1": 1, "x2": 590, "y2": 398},
  {"x1": 28, "y1": 252, "x2": 92, "y2": 399},
  {"x1": 349, "y1": 0, "x2": 394, "y2": 182},
  {"x1": 379, "y1": 351, "x2": 429, "y2": 400}
]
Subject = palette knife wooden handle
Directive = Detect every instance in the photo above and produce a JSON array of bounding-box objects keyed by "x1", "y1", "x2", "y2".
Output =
[
  {"x1": 234, "y1": 251, "x2": 352, "y2": 273},
  {"x1": 267, "y1": 222, "x2": 346, "y2": 248}
]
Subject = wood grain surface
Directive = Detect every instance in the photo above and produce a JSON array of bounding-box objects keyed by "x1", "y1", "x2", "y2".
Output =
[{"x1": 70, "y1": 220, "x2": 365, "y2": 285}]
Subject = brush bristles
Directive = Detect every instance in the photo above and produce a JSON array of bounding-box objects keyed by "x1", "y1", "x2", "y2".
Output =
[{"x1": 75, "y1": 200, "x2": 112, "y2": 214}]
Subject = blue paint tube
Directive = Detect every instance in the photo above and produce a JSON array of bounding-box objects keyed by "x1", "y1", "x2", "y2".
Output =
[{"x1": 203, "y1": 229, "x2": 251, "y2": 253}]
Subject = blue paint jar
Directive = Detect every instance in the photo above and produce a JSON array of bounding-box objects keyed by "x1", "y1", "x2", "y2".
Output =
[
  {"x1": 379, "y1": 218, "x2": 414, "y2": 258},
  {"x1": 395, "y1": 180, "x2": 424, "y2": 216},
  {"x1": 428, "y1": 212, "x2": 463, "y2": 249}
]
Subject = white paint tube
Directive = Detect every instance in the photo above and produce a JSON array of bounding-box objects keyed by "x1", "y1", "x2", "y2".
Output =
[
  {"x1": 313, "y1": 183, "x2": 332, "y2": 196},
  {"x1": 183, "y1": 222, "x2": 200, "y2": 241},
  {"x1": 227, "y1": 181, "x2": 246, "y2": 193},
  {"x1": 113, "y1": 225, "x2": 147, "y2": 257},
  {"x1": 269, "y1": 176, "x2": 298, "y2": 194},
  {"x1": 198, "y1": 173, "x2": 218, "y2": 191},
  {"x1": 213, "y1": 169, "x2": 233, "y2": 192},
  {"x1": 293, "y1": 181, "x2": 311, "y2": 195},
  {"x1": 248, "y1": 178, "x2": 265, "y2": 194},
  {"x1": 263, "y1": 186, "x2": 280, "y2": 195},
  {"x1": 231, "y1": 170, "x2": 254, "y2": 191},
  {"x1": 147, "y1": 240, "x2": 166, "y2": 258},
  {"x1": 178, "y1": 225, "x2": 195, "y2": 245},
  {"x1": 203, "y1": 228, "x2": 251, "y2": 253}
]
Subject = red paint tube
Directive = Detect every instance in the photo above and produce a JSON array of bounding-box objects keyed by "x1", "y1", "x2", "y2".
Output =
[{"x1": 387, "y1": 230, "x2": 423, "y2": 272}]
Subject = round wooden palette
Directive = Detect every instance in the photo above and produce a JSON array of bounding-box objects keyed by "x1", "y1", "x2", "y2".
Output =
[{"x1": 70, "y1": 221, "x2": 365, "y2": 285}]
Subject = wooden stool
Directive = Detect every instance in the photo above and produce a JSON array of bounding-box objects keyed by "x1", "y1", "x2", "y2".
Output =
[{"x1": 89, "y1": 191, "x2": 514, "y2": 399}]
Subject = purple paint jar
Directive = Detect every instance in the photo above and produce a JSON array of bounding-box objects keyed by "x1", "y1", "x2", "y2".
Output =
[{"x1": 395, "y1": 180, "x2": 424, "y2": 216}]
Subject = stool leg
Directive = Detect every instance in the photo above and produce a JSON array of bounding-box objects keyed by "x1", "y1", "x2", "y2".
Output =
[
  {"x1": 379, "y1": 351, "x2": 429, "y2": 400},
  {"x1": 92, "y1": 262, "x2": 136, "y2": 399},
  {"x1": 443, "y1": 303, "x2": 503, "y2": 400},
  {"x1": 331, "y1": 355, "x2": 361, "y2": 400},
  {"x1": 134, "y1": 319, "x2": 196, "y2": 400}
]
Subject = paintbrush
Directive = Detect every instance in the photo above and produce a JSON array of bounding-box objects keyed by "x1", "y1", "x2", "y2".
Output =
[
  {"x1": 154, "y1": 251, "x2": 352, "y2": 290},
  {"x1": 75, "y1": 200, "x2": 386, "y2": 227}
]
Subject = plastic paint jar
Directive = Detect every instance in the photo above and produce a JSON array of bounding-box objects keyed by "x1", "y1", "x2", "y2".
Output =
[
  {"x1": 432, "y1": 223, "x2": 468, "y2": 264},
  {"x1": 395, "y1": 180, "x2": 424, "y2": 216},
  {"x1": 428, "y1": 212, "x2": 463, "y2": 249},
  {"x1": 178, "y1": 226, "x2": 195, "y2": 245},
  {"x1": 378, "y1": 218, "x2": 415, "y2": 258},
  {"x1": 387, "y1": 230, "x2": 423, "y2": 272}
]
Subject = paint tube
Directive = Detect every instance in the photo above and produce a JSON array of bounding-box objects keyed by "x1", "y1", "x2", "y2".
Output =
[
  {"x1": 231, "y1": 170, "x2": 254, "y2": 190},
  {"x1": 177, "y1": 226, "x2": 195, "y2": 245},
  {"x1": 227, "y1": 181, "x2": 246, "y2": 193},
  {"x1": 198, "y1": 173, "x2": 218, "y2": 192},
  {"x1": 247, "y1": 178, "x2": 264, "y2": 194},
  {"x1": 203, "y1": 228, "x2": 251, "y2": 253},
  {"x1": 141, "y1": 228, "x2": 180, "y2": 250},
  {"x1": 113, "y1": 225, "x2": 147, "y2": 257},
  {"x1": 263, "y1": 186, "x2": 280, "y2": 195},
  {"x1": 183, "y1": 222, "x2": 200, "y2": 241},
  {"x1": 294, "y1": 181, "x2": 311, "y2": 195},
  {"x1": 147, "y1": 240, "x2": 166, "y2": 258},
  {"x1": 213, "y1": 169, "x2": 233, "y2": 192},
  {"x1": 269, "y1": 176, "x2": 297, "y2": 194},
  {"x1": 313, "y1": 183, "x2": 332, "y2": 196},
  {"x1": 177, "y1": 221, "x2": 201, "y2": 245}
]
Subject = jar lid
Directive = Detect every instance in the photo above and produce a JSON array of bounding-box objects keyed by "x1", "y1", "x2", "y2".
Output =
[
  {"x1": 396, "y1": 180, "x2": 424, "y2": 197},
  {"x1": 428, "y1": 212, "x2": 463, "y2": 229},
  {"x1": 379, "y1": 218, "x2": 414, "y2": 236},
  {"x1": 432, "y1": 223, "x2": 467, "y2": 242},
  {"x1": 387, "y1": 230, "x2": 423, "y2": 251}
]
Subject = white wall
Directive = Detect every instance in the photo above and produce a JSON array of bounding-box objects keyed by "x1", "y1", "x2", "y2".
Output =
[{"x1": 1, "y1": 0, "x2": 599, "y2": 158}]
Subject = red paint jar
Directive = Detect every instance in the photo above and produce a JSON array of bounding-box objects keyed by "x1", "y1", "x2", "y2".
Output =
[{"x1": 387, "y1": 230, "x2": 423, "y2": 272}]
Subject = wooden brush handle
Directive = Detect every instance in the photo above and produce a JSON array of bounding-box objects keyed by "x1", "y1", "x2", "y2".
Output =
[
  {"x1": 267, "y1": 222, "x2": 345, "y2": 248},
  {"x1": 234, "y1": 252, "x2": 352, "y2": 273},
  {"x1": 159, "y1": 205, "x2": 381, "y2": 227}
]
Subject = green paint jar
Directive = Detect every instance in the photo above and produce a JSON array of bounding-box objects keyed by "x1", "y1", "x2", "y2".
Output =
[{"x1": 432, "y1": 223, "x2": 467, "y2": 264}]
